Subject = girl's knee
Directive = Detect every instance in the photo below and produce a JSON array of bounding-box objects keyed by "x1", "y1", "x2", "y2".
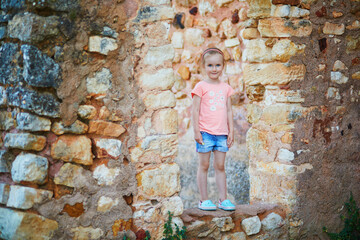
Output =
[{"x1": 214, "y1": 164, "x2": 225, "y2": 172}]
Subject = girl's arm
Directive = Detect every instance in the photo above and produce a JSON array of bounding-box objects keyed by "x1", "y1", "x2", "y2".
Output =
[
  {"x1": 192, "y1": 95, "x2": 203, "y2": 145},
  {"x1": 226, "y1": 96, "x2": 234, "y2": 148}
]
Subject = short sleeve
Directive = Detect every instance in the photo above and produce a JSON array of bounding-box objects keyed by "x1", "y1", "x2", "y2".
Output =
[
  {"x1": 227, "y1": 84, "x2": 235, "y2": 97},
  {"x1": 191, "y1": 82, "x2": 203, "y2": 98}
]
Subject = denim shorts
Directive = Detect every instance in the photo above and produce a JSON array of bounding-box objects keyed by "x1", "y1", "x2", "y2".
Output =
[{"x1": 196, "y1": 131, "x2": 229, "y2": 153}]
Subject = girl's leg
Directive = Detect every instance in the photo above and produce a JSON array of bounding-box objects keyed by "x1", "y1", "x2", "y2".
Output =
[
  {"x1": 213, "y1": 150, "x2": 227, "y2": 201},
  {"x1": 197, "y1": 152, "x2": 211, "y2": 201}
]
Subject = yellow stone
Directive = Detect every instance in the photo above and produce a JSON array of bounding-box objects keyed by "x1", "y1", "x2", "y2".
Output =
[
  {"x1": 258, "y1": 18, "x2": 312, "y2": 37},
  {"x1": 242, "y1": 28, "x2": 260, "y2": 39},
  {"x1": 352, "y1": 71, "x2": 360, "y2": 80}
]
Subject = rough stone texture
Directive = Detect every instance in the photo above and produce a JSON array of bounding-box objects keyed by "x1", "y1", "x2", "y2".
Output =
[
  {"x1": 139, "y1": 68, "x2": 175, "y2": 91},
  {"x1": 0, "y1": 150, "x2": 14, "y2": 173},
  {"x1": 323, "y1": 22, "x2": 345, "y2": 35},
  {"x1": 144, "y1": 44, "x2": 175, "y2": 66},
  {"x1": 134, "y1": 6, "x2": 175, "y2": 22},
  {"x1": 78, "y1": 105, "x2": 97, "y2": 119},
  {"x1": 93, "y1": 164, "x2": 120, "y2": 186},
  {"x1": 0, "y1": 86, "x2": 6, "y2": 106},
  {"x1": 0, "y1": 111, "x2": 15, "y2": 130},
  {"x1": 8, "y1": 12, "x2": 59, "y2": 43},
  {"x1": 70, "y1": 226, "x2": 104, "y2": 240},
  {"x1": 224, "y1": 38, "x2": 240, "y2": 48},
  {"x1": 6, "y1": 185, "x2": 53, "y2": 210},
  {"x1": 212, "y1": 217, "x2": 235, "y2": 231},
  {"x1": 0, "y1": 183, "x2": 10, "y2": 204},
  {"x1": 241, "y1": 216, "x2": 261, "y2": 235},
  {"x1": 271, "y1": 39, "x2": 305, "y2": 62},
  {"x1": 143, "y1": 91, "x2": 176, "y2": 110},
  {"x1": 0, "y1": 43, "x2": 22, "y2": 85},
  {"x1": 161, "y1": 196, "x2": 184, "y2": 217},
  {"x1": 151, "y1": 108, "x2": 178, "y2": 134},
  {"x1": 261, "y1": 212, "x2": 284, "y2": 231},
  {"x1": 54, "y1": 163, "x2": 85, "y2": 188},
  {"x1": 86, "y1": 68, "x2": 112, "y2": 94},
  {"x1": 244, "y1": 39, "x2": 272, "y2": 63},
  {"x1": 88, "y1": 120, "x2": 126, "y2": 137},
  {"x1": 0, "y1": 207, "x2": 58, "y2": 239},
  {"x1": 21, "y1": 44, "x2": 62, "y2": 88},
  {"x1": 4, "y1": 133, "x2": 46, "y2": 151},
  {"x1": 88, "y1": 36, "x2": 118, "y2": 55},
  {"x1": 222, "y1": 232, "x2": 246, "y2": 240},
  {"x1": 94, "y1": 138, "x2": 122, "y2": 159},
  {"x1": 51, "y1": 120, "x2": 88, "y2": 135},
  {"x1": 16, "y1": 112, "x2": 51, "y2": 131},
  {"x1": 247, "y1": 0, "x2": 272, "y2": 19},
  {"x1": 11, "y1": 152, "x2": 48, "y2": 184},
  {"x1": 242, "y1": 28, "x2": 260, "y2": 39},
  {"x1": 258, "y1": 19, "x2": 312, "y2": 37},
  {"x1": 51, "y1": 135, "x2": 93, "y2": 165},
  {"x1": 330, "y1": 71, "x2": 349, "y2": 84},
  {"x1": 97, "y1": 196, "x2": 119, "y2": 212}
]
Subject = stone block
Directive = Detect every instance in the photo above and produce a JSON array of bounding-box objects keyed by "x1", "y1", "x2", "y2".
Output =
[
  {"x1": 277, "y1": 148, "x2": 295, "y2": 163},
  {"x1": 212, "y1": 217, "x2": 235, "y2": 231},
  {"x1": 0, "y1": 86, "x2": 6, "y2": 106},
  {"x1": 246, "y1": 85, "x2": 265, "y2": 101},
  {"x1": 88, "y1": 120, "x2": 126, "y2": 137},
  {"x1": 352, "y1": 71, "x2": 360, "y2": 80},
  {"x1": 161, "y1": 196, "x2": 184, "y2": 216},
  {"x1": 97, "y1": 196, "x2": 119, "y2": 212},
  {"x1": 71, "y1": 226, "x2": 104, "y2": 240},
  {"x1": 1, "y1": 0, "x2": 26, "y2": 11},
  {"x1": 137, "y1": 163, "x2": 180, "y2": 198},
  {"x1": 7, "y1": 185, "x2": 53, "y2": 210},
  {"x1": 326, "y1": 87, "x2": 341, "y2": 100},
  {"x1": 93, "y1": 164, "x2": 120, "y2": 186},
  {"x1": 178, "y1": 66, "x2": 191, "y2": 80},
  {"x1": 51, "y1": 135, "x2": 93, "y2": 165},
  {"x1": 275, "y1": 90, "x2": 305, "y2": 103},
  {"x1": 242, "y1": 28, "x2": 260, "y2": 39},
  {"x1": 89, "y1": 36, "x2": 118, "y2": 55},
  {"x1": 244, "y1": 39, "x2": 272, "y2": 63},
  {"x1": 8, "y1": 12, "x2": 59, "y2": 43},
  {"x1": 217, "y1": 0, "x2": 234, "y2": 6},
  {"x1": 346, "y1": 35, "x2": 360, "y2": 53},
  {"x1": 4, "y1": 133, "x2": 46, "y2": 151},
  {"x1": 51, "y1": 120, "x2": 88, "y2": 135},
  {"x1": 261, "y1": 104, "x2": 304, "y2": 124},
  {"x1": 258, "y1": 19, "x2": 312, "y2": 37},
  {"x1": 78, "y1": 105, "x2": 97, "y2": 119},
  {"x1": 246, "y1": 104, "x2": 262, "y2": 124},
  {"x1": 6, "y1": 86, "x2": 60, "y2": 118},
  {"x1": 54, "y1": 163, "x2": 85, "y2": 188},
  {"x1": 0, "y1": 43, "x2": 22, "y2": 85},
  {"x1": 152, "y1": 108, "x2": 178, "y2": 134},
  {"x1": 243, "y1": 63, "x2": 306, "y2": 86},
  {"x1": 261, "y1": 212, "x2": 284, "y2": 231},
  {"x1": 143, "y1": 91, "x2": 176, "y2": 110},
  {"x1": 333, "y1": 60, "x2": 347, "y2": 71},
  {"x1": 290, "y1": 6, "x2": 310, "y2": 17},
  {"x1": 224, "y1": 38, "x2": 240, "y2": 48},
  {"x1": 0, "y1": 183, "x2": 10, "y2": 204},
  {"x1": 16, "y1": 112, "x2": 51, "y2": 131},
  {"x1": 0, "y1": 150, "x2": 14, "y2": 173},
  {"x1": 221, "y1": 19, "x2": 237, "y2": 38},
  {"x1": 331, "y1": 72, "x2": 349, "y2": 84},
  {"x1": 198, "y1": 1, "x2": 214, "y2": 16},
  {"x1": 225, "y1": 62, "x2": 242, "y2": 75},
  {"x1": 21, "y1": 44, "x2": 62, "y2": 88},
  {"x1": 272, "y1": 39, "x2": 305, "y2": 62},
  {"x1": 0, "y1": 111, "x2": 15, "y2": 130},
  {"x1": 271, "y1": 5, "x2": 290, "y2": 17},
  {"x1": 94, "y1": 138, "x2": 122, "y2": 159},
  {"x1": 144, "y1": 44, "x2": 175, "y2": 66},
  {"x1": 241, "y1": 216, "x2": 261, "y2": 235},
  {"x1": 323, "y1": 22, "x2": 345, "y2": 35},
  {"x1": 247, "y1": 0, "x2": 272, "y2": 19},
  {"x1": 171, "y1": 32, "x2": 184, "y2": 49},
  {"x1": 134, "y1": 6, "x2": 175, "y2": 22},
  {"x1": 140, "y1": 68, "x2": 175, "y2": 91},
  {"x1": 246, "y1": 127, "x2": 268, "y2": 155},
  {"x1": 222, "y1": 232, "x2": 246, "y2": 240},
  {"x1": 11, "y1": 152, "x2": 48, "y2": 184},
  {"x1": 185, "y1": 28, "x2": 205, "y2": 47},
  {"x1": 0, "y1": 207, "x2": 58, "y2": 240},
  {"x1": 86, "y1": 68, "x2": 112, "y2": 94}
]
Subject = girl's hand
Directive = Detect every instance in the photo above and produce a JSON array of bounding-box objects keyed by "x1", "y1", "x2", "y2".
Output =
[
  {"x1": 227, "y1": 132, "x2": 234, "y2": 148},
  {"x1": 194, "y1": 131, "x2": 204, "y2": 145}
]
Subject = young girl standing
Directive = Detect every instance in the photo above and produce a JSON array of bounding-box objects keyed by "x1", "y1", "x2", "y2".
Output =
[{"x1": 191, "y1": 48, "x2": 236, "y2": 211}]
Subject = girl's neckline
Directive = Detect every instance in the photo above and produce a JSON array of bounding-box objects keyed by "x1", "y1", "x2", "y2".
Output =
[{"x1": 202, "y1": 80, "x2": 222, "y2": 85}]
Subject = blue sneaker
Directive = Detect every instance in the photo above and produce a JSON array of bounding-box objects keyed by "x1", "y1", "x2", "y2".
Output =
[
  {"x1": 218, "y1": 199, "x2": 235, "y2": 211},
  {"x1": 198, "y1": 200, "x2": 217, "y2": 211}
]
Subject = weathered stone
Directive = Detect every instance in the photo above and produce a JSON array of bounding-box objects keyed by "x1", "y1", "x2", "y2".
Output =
[
  {"x1": 272, "y1": 39, "x2": 305, "y2": 62},
  {"x1": 78, "y1": 105, "x2": 97, "y2": 119},
  {"x1": 226, "y1": 63, "x2": 242, "y2": 75},
  {"x1": 244, "y1": 63, "x2": 306, "y2": 86},
  {"x1": 198, "y1": 1, "x2": 214, "y2": 16},
  {"x1": 261, "y1": 212, "x2": 284, "y2": 231},
  {"x1": 21, "y1": 44, "x2": 62, "y2": 88},
  {"x1": 173, "y1": 75, "x2": 186, "y2": 92},
  {"x1": 244, "y1": 39, "x2": 272, "y2": 63},
  {"x1": 247, "y1": 104, "x2": 263, "y2": 123},
  {"x1": 0, "y1": 183, "x2": 10, "y2": 204},
  {"x1": 0, "y1": 26, "x2": 6, "y2": 39},
  {"x1": 272, "y1": 4, "x2": 290, "y2": 17},
  {"x1": 6, "y1": 86, "x2": 60, "y2": 118},
  {"x1": 246, "y1": 127, "x2": 268, "y2": 155},
  {"x1": 0, "y1": 150, "x2": 14, "y2": 173},
  {"x1": 89, "y1": 36, "x2": 118, "y2": 55},
  {"x1": 171, "y1": 32, "x2": 184, "y2": 49},
  {"x1": 11, "y1": 152, "x2": 48, "y2": 184},
  {"x1": 71, "y1": 226, "x2": 104, "y2": 240},
  {"x1": 212, "y1": 217, "x2": 235, "y2": 231},
  {"x1": 88, "y1": 120, "x2": 126, "y2": 137},
  {"x1": 272, "y1": 0, "x2": 300, "y2": 5},
  {"x1": 247, "y1": 0, "x2": 272, "y2": 19},
  {"x1": 224, "y1": 38, "x2": 240, "y2": 48},
  {"x1": 221, "y1": 19, "x2": 237, "y2": 39},
  {"x1": 331, "y1": 72, "x2": 349, "y2": 84},
  {"x1": 242, "y1": 28, "x2": 260, "y2": 39},
  {"x1": 174, "y1": 0, "x2": 197, "y2": 7},
  {"x1": 333, "y1": 60, "x2": 347, "y2": 71},
  {"x1": 261, "y1": 104, "x2": 304, "y2": 124},
  {"x1": 51, "y1": 135, "x2": 93, "y2": 165},
  {"x1": 94, "y1": 138, "x2": 122, "y2": 159},
  {"x1": 93, "y1": 164, "x2": 120, "y2": 186},
  {"x1": 178, "y1": 66, "x2": 191, "y2": 80},
  {"x1": 51, "y1": 120, "x2": 88, "y2": 135},
  {"x1": 4, "y1": 133, "x2": 46, "y2": 151},
  {"x1": 144, "y1": 44, "x2": 175, "y2": 66},
  {"x1": 97, "y1": 196, "x2": 119, "y2": 212},
  {"x1": 152, "y1": 108, "x2": 178, "y2": 134},
  {"x1": 137, "y1": 163, "x2": 180, "y2": 198},
  {"x1": 8, "y1": 12, "x2": 59, "y2": 43},
  {"x1": 346, "y1": 35, "x2": 360, "y2": 53},
  {"x1": 54, "y1": 163, "x2": 85, "y2": 188},
  {"x1": 258, "y1": 19, "x2": 312, "y2": 37},
  {"x1": 0, "y1": 207, "x2": 58, "y2": 239},
  {"x1": 27, "y1": 0, "x2": 79, "y2": 11},
  {"x1": 222, "y1": 232, "x2": 247, "y2": 240},
  {"x1": 1, "y1": 0, "x2": 26, "y2": 11},
  {"x1": 0, "y1": 111, "x2": 15, "y2": 130},
  {"x1": 185, "y1": 28, "x2": 205, "y2": 47},
  {"x1": 135, "y1": 6, "x2": 175, "y2": 22},
  {"x1": 143, "y1": 91, "x2": 176, "y2": 110},
  {"x1": 16, "y1": 112, "x2": 51, "y2": 132},
  {"x1": 346, "y1": 20, "x2": 360, "y2": 30},
  {"x1": 0, "y1": 43, "x2": 22, "y2": 85},
  {"x1": 86, "y1": 68, "x2": 112, "y2": 94},
  {"x1": 241, "y1": 216, "x2": 261, "y2": 235},
  {"x1": 277, "y1": 148, "x2": 295, "y2": 163},
  {"x1": 290, "y1": 6, "x2": 310, "y2": 17},
  {"x1": 275, "y1": 90, "x2": 305, "y2": 103},
  {"x1": 161, "y1": 196, "x2": 184, "y2": 217},
  {"x1": 7, "y1": 185, "x2": 53, "y2": 210},
  {"x1": 352, "y1": 71, "x2": 360, "y2": 80},
  {"x1": 140, "y1": 68, "x2": 175, "y2": 91},
  {"x1": 323, "y1": 22, "x2": 345, "y2": 35},
  {"x1": 327, "y1": 87, "x2": 341, "y2": 100},
  {"x1": 0, "y1": 86, "x2": 6, "y2": 106},
  {"x1": 217, "y1": 0, "x2": 234, "y2": 7}
]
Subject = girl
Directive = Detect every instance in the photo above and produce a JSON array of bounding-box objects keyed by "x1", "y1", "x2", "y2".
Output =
[{"x1": 191, "y1": 48, "x2": 236, "y2": 211}]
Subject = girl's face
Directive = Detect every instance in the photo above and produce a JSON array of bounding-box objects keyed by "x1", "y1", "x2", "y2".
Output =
[{"x1": 203, "y1": 53, "x2": 224, "y2": 81}]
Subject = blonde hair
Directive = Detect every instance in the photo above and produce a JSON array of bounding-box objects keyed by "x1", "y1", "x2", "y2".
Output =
[{"x1": 201, "y1": 48, "x2": 225, "y2": 67}]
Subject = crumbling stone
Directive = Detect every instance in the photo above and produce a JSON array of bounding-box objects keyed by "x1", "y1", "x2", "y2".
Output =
[{"x1": 11, "y1": 152, "x2": 48, "y2": 184}]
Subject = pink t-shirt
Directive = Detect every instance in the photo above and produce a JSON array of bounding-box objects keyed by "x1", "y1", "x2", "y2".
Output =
[{"x1": 191, "y1": 81, "x2": 234, "y2": 135}]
